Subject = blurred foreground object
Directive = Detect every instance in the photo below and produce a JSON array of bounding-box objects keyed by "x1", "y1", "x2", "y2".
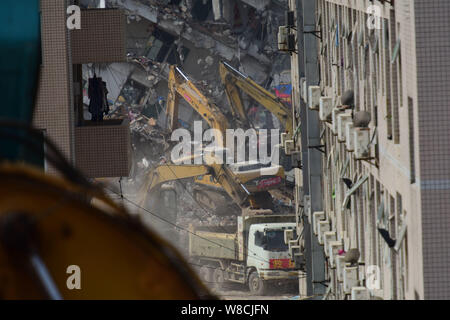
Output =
[
  {"x1": 0, "y1": 0, "x2": 211, "y2": 300},
  {"x1": 0, "y1": 163, "x2": 212, "y2": 299}
]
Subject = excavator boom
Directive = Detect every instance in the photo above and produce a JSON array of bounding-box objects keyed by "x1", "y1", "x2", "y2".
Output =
[
  {"x1": 166, "y1": 66, "x2": 229, "y2": 147},
  {"x1": 139, "y1": 161, "x2": 250, "y2": 209},
  {"x1": 219, "y1": 61, "x2": 294, "y2": 135}
]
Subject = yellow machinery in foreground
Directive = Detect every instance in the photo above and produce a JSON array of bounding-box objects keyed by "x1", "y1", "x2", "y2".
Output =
[
  {"x1": 0, "y1": 163, "x2": 212, "y2": 299},
  {"x1": 0, "y1": 2, "x2": 212, "y2": 299}
]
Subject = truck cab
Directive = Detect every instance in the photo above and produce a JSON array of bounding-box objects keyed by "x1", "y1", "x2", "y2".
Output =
[{"x1": 246, "y1": 222, "x2": 299, "y2": 294}]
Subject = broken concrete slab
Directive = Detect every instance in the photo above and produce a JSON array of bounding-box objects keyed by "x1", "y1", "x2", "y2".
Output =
[
  {"x1": 117, "y1": 0, "x2": 158, "y2": 23},
  {"x1": 240, "y1": 0, "x2": 270, "y2": 11},
  {"x1": 212, "y1": 0, "x2": 222, "y2": 21}
]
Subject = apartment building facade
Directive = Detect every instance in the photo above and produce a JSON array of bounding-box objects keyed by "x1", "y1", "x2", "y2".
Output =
[
  {"x1": 33, "y1": 0, "x2": 131, "y2": 178},
  {"x1": 288, "y1": 0, "x2": 450, "y2": 299}
]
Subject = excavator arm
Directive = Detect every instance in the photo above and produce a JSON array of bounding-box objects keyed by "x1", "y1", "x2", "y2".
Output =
[
  {"x1": 219, "y1": 61, "x2": 294, "y2": 136},
  {"x1": 166, "y1": 66, "x2": 229, "y2": 147},
  {"x1": 138, "y1": 161, "x2": 250, "y2": 210}
]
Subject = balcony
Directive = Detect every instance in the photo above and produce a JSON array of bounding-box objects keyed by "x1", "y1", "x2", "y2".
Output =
[
  {"x1": 71, "y1": 9, "x2": 126, "y2": 64},
  {"x1": 75, "y1": 119, "x2": 131, "y2": 178}
]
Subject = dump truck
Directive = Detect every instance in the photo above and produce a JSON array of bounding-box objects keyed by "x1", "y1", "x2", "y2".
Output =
[{"x1": 189, "y1": 211, "x2": 300, "y2": 295}]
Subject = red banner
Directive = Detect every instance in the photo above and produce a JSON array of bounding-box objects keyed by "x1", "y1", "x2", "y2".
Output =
[{"x1": 269, "y1": 259, "x2": 296, "y2": 269}]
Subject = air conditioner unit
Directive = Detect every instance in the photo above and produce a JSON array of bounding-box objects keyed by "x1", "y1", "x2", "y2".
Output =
[
  {"x1": 285, "y1": 11, "x2": 295, "y2": 28},
  {"x1": 284, "y1": 229, "x2": 294, "y2": 244},
  {"x1": 343, "y1": 266, "x2": 359, "y2": 294},
  {"x1": 351, "y1": 287, "x2": 370, "y2": 300},
  {"x1": 338, "y1": 113, "x2": 352, "y2": 142},
  {"x1": 354, "y1": 127, "x2": 371, "y2": 160},
  {"x1": 319, "y1": 97, "x2": 333, "y2": 121},
  {"x1": 301, "y1": 78, "x2": 307, "y2": 103},
  {"x1": 328, "y1": 241, "x2": 343, "y2": 268},
  {"x1": 285, "y1": 139, "x2": 295, "y2": 155},
  {"x1": 304, "y1": 195, "x2": 311, "y2": 224},
  {"x1": 317, "y1": 220, "x2": 330, "y2": 244},
  {"x1": 281, "y1": 132, "x2": 287, "y2": 146},
  {"x1": 335, "y1": 255, "x2": 346, "y2": 281},
  {"x1": 312, "y1": 211, "x2": 325, "y2": 236},
  {"x1": 294, "y1": 168, "x2": 302, "y2": 188},
  {"x1": 278, "y1": 26, "x2": 289, "y2": 52},
  {"x1": 346, "y1": 122, "x2": 355, "y2": 151},
  {"x1": 332, "y1": 108, "x2": 349, "y2": 135},
  {"x1": 308, "y1": 86, "x2": 321, "y2": 110},
  {"x1": 323, "y1": 231, "x2": 337, "y2": 255}
]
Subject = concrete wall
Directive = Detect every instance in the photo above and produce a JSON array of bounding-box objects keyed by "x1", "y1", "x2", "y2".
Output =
[{"x1": 34, "y1": 0, "x2": 75, "y2": 172}]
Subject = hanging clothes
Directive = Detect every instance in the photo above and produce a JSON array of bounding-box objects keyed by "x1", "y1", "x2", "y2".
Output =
[
  {"x1": 102, "y1": 80, "x2": 110, "y2": 116},
  {"x1": 88, "y1": 75, "x2": 109, "y2": 121}
]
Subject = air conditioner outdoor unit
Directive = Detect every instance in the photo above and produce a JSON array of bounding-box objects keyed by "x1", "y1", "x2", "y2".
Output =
[
  {"x1": 302, "y1": 79, "x2": 307, "y2": 103},
  {"x1": 351, "y1": 287, "x2": 370, "y2": 300},
  {"x1": 294, "y1": 168, "x2": 302, "y2": 188},
  {"x1": 285, "y1": 139, "x2": 296, "y2": 155},
  {"x1": 354, "y1": 127, "x2": 371, "y2": 160},
  {"x1": 278, "y1": 26, "x2": 289, "y2": 51},
  {"x1": 312, "y1": 211, "x2": 325, "y2": 236},
  {"x1": 343, "y1": 266, "x2": 359, "y2": 294},
  {"x1": 323, "y1": 231, "x2": 337, "y2": 255},
  {"x1": 346, "y1": 122, "x2": 355, "y2": 151},
  {"x1": 332, "y1": 108, "x2": 350, "y2": 135},
  {"x1": 284, "y1": 229, "x2": 294, "y2": 244},
  {"x1": 328, "y1": 241, "x2": 343, "y2": 268},
  {"x1": 304, "y1": 195, "x2": 311, "y2": 224},
  {"x1": 308, "y1": 86, "x2": 321, "y2": 110},
  {"x1": 338, "y1": 113, "x2": 352, "y2": 142},
  {"x1": 281, "y1": 132, "x2": 287, "y2": 146},
  {"x1": 317, "y1": 220, "x2": 330, "y2": 244},
  {"x1": 319, "y1": 97, "x2": 333, "y2": 121},
  {"x1": 335, "y1": 255, "x2": 346, "y2": 281}
]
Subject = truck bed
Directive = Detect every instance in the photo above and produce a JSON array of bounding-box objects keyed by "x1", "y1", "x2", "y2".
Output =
[{"x1": 189, "y1": 227, "x2": 239, "y2": 261}]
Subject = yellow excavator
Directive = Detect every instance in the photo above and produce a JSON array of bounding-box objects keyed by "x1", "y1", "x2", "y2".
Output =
[
  {"x1": 219, "y1": 60, "x2": 298, "y2": 177},
  {"x1": 138, "y1": 66, "x2": 285, "y2": 213},
  {"x1": 166, "y1": 65, "x2": 228, "y2": 147},
  {"x1": 219, "y1": 61, "x2": 293, "y2": 136}
]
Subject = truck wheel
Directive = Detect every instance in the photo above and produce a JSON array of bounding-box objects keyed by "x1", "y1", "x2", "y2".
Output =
[
  {"x1": 199, "y1": 265, "x2": 213, "y2": 285},
  {"x1": 248, "y1": 271, "x2": 266, "y2": 296},
  {"x1": 213, "y1": 268, "x2": 225, "y2": 290}
]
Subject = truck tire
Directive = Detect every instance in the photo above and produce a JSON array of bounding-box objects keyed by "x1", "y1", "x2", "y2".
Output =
[
  {"x1": 199, "y1": 265, "x2": 213, "y2": 285},
  {"x1": 213, "y1": 268, "x2": 225, "y2": 290},
  {"x1": 248, "y1": 271, "x2": 267, "y2": 296}
]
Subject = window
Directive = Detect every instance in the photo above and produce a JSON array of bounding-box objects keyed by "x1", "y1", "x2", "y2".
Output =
[
  {"x1": 384, "y1": 19, "x2": 393, "y2": 140},
  {"x1": 389, "y1": 195, "x2": 398, "y2": 299},
  {"x1": 369, "y1": 175, "x2": 378, "y2": 266},
  {"x1": 342, "y1": 174, "x2": 369, "y2": 210},
  {"x1": 390, "y1": 14, "x2": 401, "y2": 144},
  {"x1": 254, "y1": 229, "x2": 294, "y2": 252},
  {"x1": 408, "y1": 97, "x2": 416, "y2": 183}
]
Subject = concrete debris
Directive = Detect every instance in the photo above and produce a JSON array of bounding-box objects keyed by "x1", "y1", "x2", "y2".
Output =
[
  {"x1": 113, "y1": 0, "x2": 278, "y2": 67},
  {"x1": 205, "y1": 56, "x2": 214, "y2": 66},
  {"x1": 96, "y1": 0, "x2": 293, "y2": 246}
]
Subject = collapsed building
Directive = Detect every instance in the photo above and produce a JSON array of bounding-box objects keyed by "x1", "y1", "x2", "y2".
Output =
[
  {"x1": 79, "y1": 0, "x2": 292, "y2": 177},
  {"x1": 77, "y1": 0, "x2": 295, "y2": 255}
]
